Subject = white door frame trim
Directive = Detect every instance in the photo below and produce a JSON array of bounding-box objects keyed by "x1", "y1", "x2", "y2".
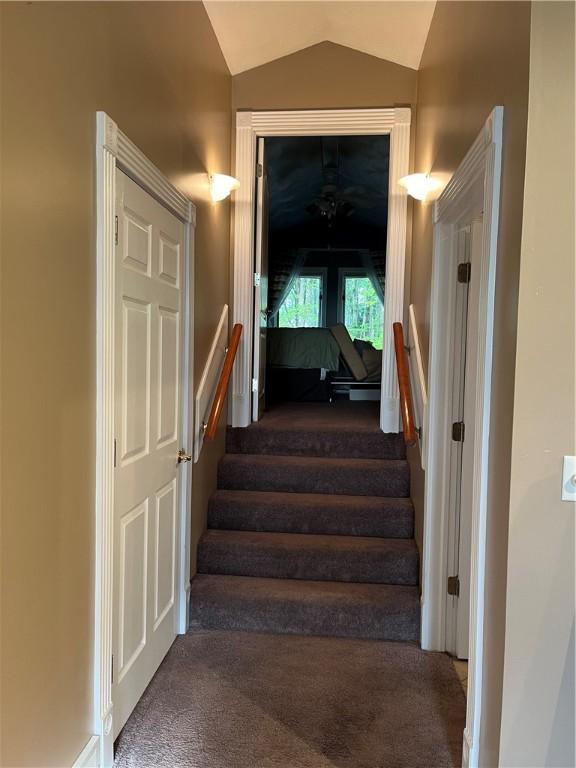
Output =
[
  {"x1": 420, "y1": 107, "x2": 504, "y2": 768},
  {"x1": 95, "y1": 112, "x2": 196, "y2": 767},
  {"x1": 231, "y1": 108, "x2": 411, "y2": 432}
]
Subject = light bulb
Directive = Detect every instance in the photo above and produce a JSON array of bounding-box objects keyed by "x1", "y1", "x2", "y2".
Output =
[
  {"x1": 398, "y1": 173, "x2": 442, "y2": 202},
  {"x1": 208, "y1": 173, "x2": 240, "y2": 202}
]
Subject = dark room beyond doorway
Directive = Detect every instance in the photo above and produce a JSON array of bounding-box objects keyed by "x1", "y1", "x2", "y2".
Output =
[{"x1": 260, "y1": 134, "x2": 390, "y2": 412}]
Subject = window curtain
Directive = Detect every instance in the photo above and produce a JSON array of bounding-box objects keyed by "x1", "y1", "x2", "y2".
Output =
[
  {"x1": 362, "y1": 251, "x2": 386, "y2": 304},
  {"x1": 269, "y1": 250, "x2": 308, "y2": 319}
]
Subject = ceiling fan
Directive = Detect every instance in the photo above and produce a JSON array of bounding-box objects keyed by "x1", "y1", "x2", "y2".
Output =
[
  {"x1": 306, "y1": 187, "x2": 354, "y2": 225},
  {"x1": 305, "y1": 138, "x2": 381, "y2": 226}
]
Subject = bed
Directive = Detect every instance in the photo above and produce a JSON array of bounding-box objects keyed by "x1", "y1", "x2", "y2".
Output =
[{"x1": 266, "y1": 325, "x2": 382, "y2": 403}]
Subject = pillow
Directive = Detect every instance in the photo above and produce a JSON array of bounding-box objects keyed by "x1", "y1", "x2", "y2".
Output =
[
  {"x1": 353, "y1": 338, "x2": 375, "y2": 354},
  {"x1": 330, "y1": 324, "x2": 368, "y2": 381},
  {"x1": 362, "y1": 348, "x2": 382, "y2": 380}
]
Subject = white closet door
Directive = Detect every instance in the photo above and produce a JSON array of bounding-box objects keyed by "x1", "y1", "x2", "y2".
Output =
[
  {"x1": 445, "y1": 220, "x2": 482, "y2": 661},
  {"x1": 113, "y1": 170, "x2": 185, "y2": 736}
]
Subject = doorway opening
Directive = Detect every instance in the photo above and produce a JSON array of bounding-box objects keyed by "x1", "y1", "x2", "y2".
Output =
[
  {"x1": 231, "y1": 108, "x2": 411, "y2": 433},
  {"x1": 253, "y1": 133, "x2": 391, "y2": 427}
]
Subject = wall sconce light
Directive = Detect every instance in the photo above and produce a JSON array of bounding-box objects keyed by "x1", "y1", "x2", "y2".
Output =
[
  {"x1": 208, "y1": 173, "x2": 240, "y2": 202},
  {"x1": 398, "y1": 173, "x2": 442, "y2": 202}
]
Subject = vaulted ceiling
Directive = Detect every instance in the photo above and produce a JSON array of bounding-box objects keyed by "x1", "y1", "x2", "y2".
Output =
[
  {"x1": 267, "y1": 135, "x2": 390, "y2": 251},
  {"x1": 203, "y1": 1, "x2": 436, "y2": 75}
]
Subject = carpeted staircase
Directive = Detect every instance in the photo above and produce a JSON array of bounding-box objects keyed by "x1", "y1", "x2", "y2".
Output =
[{"x1": 189, "y1": 414, "x2": 420, "y2": 643}]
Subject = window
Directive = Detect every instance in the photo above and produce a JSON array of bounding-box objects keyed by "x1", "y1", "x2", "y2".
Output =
[
  {"x1": 278, "y1": 271, "x2": 326, "y2": 328},
  {"x1": 339, "y1": 270, "x2": 384, "y2": 349}
]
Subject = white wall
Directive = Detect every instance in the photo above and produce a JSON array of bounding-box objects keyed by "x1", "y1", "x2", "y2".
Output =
[{"x1": 499, "y1": 3, "x2": 575, "y2": 766}]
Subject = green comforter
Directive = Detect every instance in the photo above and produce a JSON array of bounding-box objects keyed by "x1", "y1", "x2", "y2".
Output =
[{"x1": 267, "y1": 328, "x2": 341, "y2": 371}]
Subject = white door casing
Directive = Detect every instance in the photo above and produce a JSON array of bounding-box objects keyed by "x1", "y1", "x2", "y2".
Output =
[
  {"x1": 95, "y1": 112, "x2": 195, "y2": 767},
  {"x1": 421, "y1": 107, "x2": 504, "y2": 768},
  {"x1": 231, "y1": 108, "x2": 410, "y2": 432},
  {"x1": 252, "y1": 138, "x2": 268, "y2": 420},
  {"x1": 112, "y1": 170, "x2": 185, "y2": 736}
]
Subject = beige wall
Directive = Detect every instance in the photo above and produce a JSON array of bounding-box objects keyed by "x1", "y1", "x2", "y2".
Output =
[
  {"x1": 499, "y1": 4, "x2": 575, "y2": 765},
  {"x1": 232, "y1": 40, "x2": 417, "y2": 111},
  {"x1": 409, "y1": 2, "x2": 531, "y2": 762},
  {"x1": 0, "y1": 3, "x2": 231, "y2": 765}
]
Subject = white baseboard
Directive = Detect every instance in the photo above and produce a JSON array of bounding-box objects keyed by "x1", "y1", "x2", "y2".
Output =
[
  {"x1": 462, "y1": 727, "x2": 473, "y2": 768},
  {"x1": 177, "y1": 580, "x2": 192, "y2": 634},
  {"x1": 73, "y1": 735, "x2": 100, "y2": 768},
  {"x1": 380, "y1": 395, "x2": 400, "y2": 433}
]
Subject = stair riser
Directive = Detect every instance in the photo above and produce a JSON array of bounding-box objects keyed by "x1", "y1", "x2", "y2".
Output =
[
  {"x1": 226, "y1": 428, "x2": 406, "y2": 461},
  {"x1": 218, "y1": 460, "x2": 410, "y2": 498},
  {"x1": 189, "y1": 600, "x2": 419, "y2": 643},
  {"x1": 188, "y1": 575, "x2": 421, "y2": 643},
  {"x1": 208, "y1": 499, "x2": 414, "y2": 538},
  {"x1": 198, "y1": 543, "x2": 418, "y2": 585}
]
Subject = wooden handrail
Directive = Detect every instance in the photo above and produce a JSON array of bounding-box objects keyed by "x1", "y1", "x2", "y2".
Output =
[
  {"x1": 204, "y1": 323, "x2": 242, "y2": 441},
  {"x1": 393, "y1": 322, "x2": 417, "y2": 447}
]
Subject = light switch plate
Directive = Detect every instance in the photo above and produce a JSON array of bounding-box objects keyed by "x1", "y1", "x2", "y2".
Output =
[{"x1": 561, "y1": 456, "x2": 576, "y2": 501}]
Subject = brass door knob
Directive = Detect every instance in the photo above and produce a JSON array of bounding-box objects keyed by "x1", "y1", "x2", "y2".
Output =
[{"x1": 177, "y1": 449, "x2": 192, "y2": 463}]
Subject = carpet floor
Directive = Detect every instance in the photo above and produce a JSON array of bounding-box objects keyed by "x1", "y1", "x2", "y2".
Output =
[
  {"x1": 114, "y1": 631, "x2": 465, "y2": 768},
  {"x1": 253, "y1": 401, "x2": 383, "y2": 431},
  {"x1": 225, "y1": 402, "x2": 403, "y2": 460}
]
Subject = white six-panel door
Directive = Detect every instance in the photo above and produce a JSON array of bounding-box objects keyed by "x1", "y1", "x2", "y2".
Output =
[{"x1": 113, "y1": 170, "x2": 186, "y2": 736}]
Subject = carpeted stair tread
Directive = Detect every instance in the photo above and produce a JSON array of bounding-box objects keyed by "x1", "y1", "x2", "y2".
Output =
[
  {"x1": 197, "y1": 529, "x2": 418, "y2": 585},
  {"x1": 217, "y1": 454, "x2": 410, "y2": 497},
  {"x1": 188, "y1": 574, "x2": 420, "y2": 642},
  {"x1": 208, "y1": 489, "x2": 414, "y2": 538},
  {"x1": 226, "y1": 424, "x2": 406, "y2": 460}
]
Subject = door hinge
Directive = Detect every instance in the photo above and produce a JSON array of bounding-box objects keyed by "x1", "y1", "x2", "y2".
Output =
[
  {"x1": 113, "y1": 438, "x2": 117, "y2": 468},
  {"x1": 114, "y1": 215, "x2": 119, "y2": 246},
  {"x1": 447, "y1": 576, "x2": 460, "y2": 596},
  {"x1": 252, "y1": 377, "x2": 258, "y2": 392},
  {"x1": 452, "y1": 421, "x2": 465, "y2": 442},
  {"x1": 457, "y1": 262, "x2": 471, "y2": 283},
  {"x1": 254, "y1": 272, "x2": 261, "y2": 287},
  {"x1": 111, "y1": 654, "x2": 114, "y2": 684},
  {"x1": 257, "y1": 163, "x2": 263, "y2": 178}
]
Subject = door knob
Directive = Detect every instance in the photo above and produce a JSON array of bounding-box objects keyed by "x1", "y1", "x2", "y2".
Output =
[{"x1": 177, "y1": 449, "x2": 192, "y2": 463}]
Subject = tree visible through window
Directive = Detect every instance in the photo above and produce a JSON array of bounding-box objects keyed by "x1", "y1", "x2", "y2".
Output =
[
  {"x1": 278, "y1": 275, "x2": 322, "y2": 328},
  {"x1": 343, "y1": 276, "x2": 384, "y2": 349}
]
